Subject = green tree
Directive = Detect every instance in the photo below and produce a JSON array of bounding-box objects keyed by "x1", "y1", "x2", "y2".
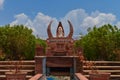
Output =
[
  {"x1": 75, "y1": 24, "x2": 119, "y2": 61},
  {"x1": 35, "y1": 38, "x2": 46, "y2": 53},
  {"x1": 0, "y1": 25, "x2": 35, "y2": 60}
]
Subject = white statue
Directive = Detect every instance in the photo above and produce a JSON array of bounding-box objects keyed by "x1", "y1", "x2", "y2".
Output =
[{"x1": 58, "y1": 26, "x2": 64, "y2": 37}]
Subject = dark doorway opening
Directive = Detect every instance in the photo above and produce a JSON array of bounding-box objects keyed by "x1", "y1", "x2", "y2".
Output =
[{"x1": 47, "y1": 67, "x2": 70, "y2": 76}]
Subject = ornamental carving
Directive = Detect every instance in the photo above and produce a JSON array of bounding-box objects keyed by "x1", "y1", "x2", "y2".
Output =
[{"x1": 46, "y1": 20, "x2": 74, "y2": 56}]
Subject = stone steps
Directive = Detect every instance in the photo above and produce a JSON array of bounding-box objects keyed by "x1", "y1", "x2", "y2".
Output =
[
  {"x1": 83, "y1": 61, "x2": 120, "y2": 79},
  {"x1": 0, "y1": 61, "x2": 35, "y2": 80}
]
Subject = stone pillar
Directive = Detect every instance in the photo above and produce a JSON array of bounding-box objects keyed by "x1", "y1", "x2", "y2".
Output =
[
  {"x1": 35, "y1": 44, "x2": 44, "y2": 56},
  {"x1": 72, "y1": 57, "x2": 77, "y2": 80},
  {"x1": 35, "y1": 56, "x2": 46, "y2": 74},
  {"x1": 42, "y1": 57, "x2": 46, "y2": 75},
  {"x1": 70, "y1": 67, "x2": 74, "y2": 80},
  {"x1": 73, "y1": 57, "x2": 76, "y2": 73},
  {"x1": 35, "y1": 44, "x2": 46, "y2": 74},
  {"x1": 76, "y1": 57, "x2": 83, "y2": 73},
  {"x1": 46, "y1": 67, "x2": 50, "y2": 76}
]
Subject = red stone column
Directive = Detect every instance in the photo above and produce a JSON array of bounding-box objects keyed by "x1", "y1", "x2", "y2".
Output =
[
  {"x1": 35, "y1": 56, "x2": 45, "y2": 74},
  {"x1": 35, "y1": 44, "x2": 45, "y2": 56}
]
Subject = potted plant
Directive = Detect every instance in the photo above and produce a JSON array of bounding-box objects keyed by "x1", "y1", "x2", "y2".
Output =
[
  {"x1": 5, "y1": 56, "x2": 27, "y2": 80},
  {"x1": 78, "y1": 53, "x2": 111, "y2": 80}
]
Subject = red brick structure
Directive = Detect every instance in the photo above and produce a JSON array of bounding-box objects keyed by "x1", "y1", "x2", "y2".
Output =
[
  {"x1": 46, "y1": 21, "x2": 74, "y2": 56},
  {"x1": 35, "y1": 21, "x2": 82, "y2": 79}
]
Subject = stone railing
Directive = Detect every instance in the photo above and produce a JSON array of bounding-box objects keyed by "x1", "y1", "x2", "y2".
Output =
[
  {"x1": 75, "y1": 73, "x2": 88, "y2": 80},
  {"x1": 29, "y1": 74, "x2": 44, "y2": 80}
]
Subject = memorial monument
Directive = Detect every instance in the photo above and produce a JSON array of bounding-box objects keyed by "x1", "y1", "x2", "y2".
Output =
[{"x1": 35, "y1": 20, "x2": 82, "y2": 79}]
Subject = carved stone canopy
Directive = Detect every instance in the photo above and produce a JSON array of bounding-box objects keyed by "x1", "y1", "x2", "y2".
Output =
[{"x1": 47, "y1": 20, "x2": 74, "y2": 38}]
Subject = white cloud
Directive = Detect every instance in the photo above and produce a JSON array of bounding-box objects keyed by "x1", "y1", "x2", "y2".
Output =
[
  {"x1": 10, "y1": 9, "x2": 117, "y2": 39},
  {"x1": 11, "y1": 13, "x2": 58, "y2": 39},
  {"x1": 11, "y1": 13, "x2": 31, "y2": 25},
  {"x1": 116, "y1": 22, "x2": 120, "y2": 28},
  {"x1": 80, "y1": 13, "x2": 116, "y2": 34},
  {"x1": 33, "y1": 12, "x2": 58, "y2": 38},
  {"x1": 82, "y1": 13, "x2": 116, "y2": 28},
  {"x1": 0, "y1": 0, "x2": 4, "y2": 10},
  {"x1": 61, "y1": 9, "x2": 116, "y2": 36},
  {"x1": 10, "y1": 13, "x2": 34, "y2": 31},
  {"x1": 61, "y1": 9, "x2": 88, "y2": 36}
]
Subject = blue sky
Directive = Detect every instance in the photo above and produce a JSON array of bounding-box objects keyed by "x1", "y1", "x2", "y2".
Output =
[{"x1": 0, "y1": 0, "x2": 120, "y2": 39}]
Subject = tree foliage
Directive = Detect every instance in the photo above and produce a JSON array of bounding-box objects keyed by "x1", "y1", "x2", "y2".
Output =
[
  {"x1": 35, "y1": 38, "x2": 46, "y2": 53},
  {"x1": 0, "y1": 25, "x2": 35, "y2": 60},
  {"x1": 75, "y1": 24, "x2": 120, "y2": 61}
]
